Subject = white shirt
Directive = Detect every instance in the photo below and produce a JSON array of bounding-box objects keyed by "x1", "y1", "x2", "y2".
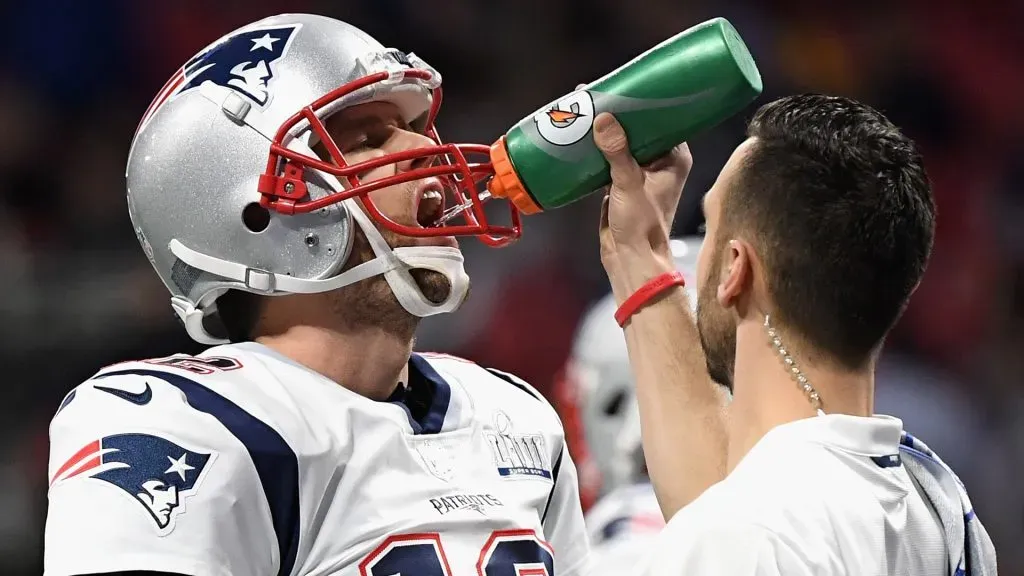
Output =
[
  {"x1": 44, "y1": 343, "x2": 590, "y2": 576},
  {"x1": 635, "y1": 414, "x2": 948, "y2": 575},
  {"x1": 584, "y1": 483, "x2": 665, "y2": 576}
]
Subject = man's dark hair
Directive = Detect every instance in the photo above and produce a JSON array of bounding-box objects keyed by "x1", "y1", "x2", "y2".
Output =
[{"x1": 727, "y1": 94, "x2": 936, "y2": 370}]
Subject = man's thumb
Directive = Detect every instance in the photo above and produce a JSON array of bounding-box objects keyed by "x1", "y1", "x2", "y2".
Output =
[{"x1": 593, "y1": 113, "x2": 643, "y2": 192}]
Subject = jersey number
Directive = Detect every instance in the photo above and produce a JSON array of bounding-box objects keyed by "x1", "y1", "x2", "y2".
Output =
[
  {"x1": 145, "y1": 355, "x2": 243, "y2": 374},
  {"x1": 359, "y1": 530, "x2": 554, "y2": 576}
]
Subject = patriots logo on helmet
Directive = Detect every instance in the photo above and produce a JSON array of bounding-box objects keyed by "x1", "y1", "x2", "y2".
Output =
[
  {"x1": 51, "y1": 433, "x2": 214, "y2": 532},
  {"x1": 136, "y1": 25, "x2": 301, "y2": 132},
  {"x1": 179, "y1": 25, "x2": 300, "y2": 106}
]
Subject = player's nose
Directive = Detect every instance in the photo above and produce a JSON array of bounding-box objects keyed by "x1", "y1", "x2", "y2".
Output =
[{"x1": 391, "y1": 128, "x2": 438, "y2": 173}]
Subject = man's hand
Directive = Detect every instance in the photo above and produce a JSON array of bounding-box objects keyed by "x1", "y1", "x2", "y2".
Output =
[
  {"x1": 591, "y1": 111, "x2": 727, "y2": 518},
  {"x1": 592, "y1": 112, "x2": 693, "y2": 302}
]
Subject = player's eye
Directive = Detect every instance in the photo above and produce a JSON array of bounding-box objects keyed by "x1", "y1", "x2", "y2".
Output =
[
  {"x1": 341, "y1": 125, "x2": 397, "y2": 154},
  {"x1": 367, "y1": 124, "x2": 399, "y2": 149},
  {"x1": 340, "y1": 133, "x2": 370, "y2": 154}
]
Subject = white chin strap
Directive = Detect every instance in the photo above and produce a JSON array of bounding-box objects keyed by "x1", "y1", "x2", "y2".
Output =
[
  {"x1": 170, "y1": 82, "x2": 471, "y2": 344},
  {"x1": 344, "y1": 197, "x2": 470, "y2": 318}
]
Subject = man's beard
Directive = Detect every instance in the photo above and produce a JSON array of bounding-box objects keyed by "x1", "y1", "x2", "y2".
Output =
[
  {"x1": 329, "y1": 220, "x2": 458, "y2": 337},
  {"x1": 696, "y1": 241, "x2": 737, "y2": 392}
]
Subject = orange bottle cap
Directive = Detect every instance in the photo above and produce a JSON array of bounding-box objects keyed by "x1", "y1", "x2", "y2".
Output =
[{"x1": 487, "y1": 137, "x2": 543, "y2": 215}]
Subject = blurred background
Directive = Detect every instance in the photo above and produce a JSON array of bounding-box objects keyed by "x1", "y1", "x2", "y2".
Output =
[{"x1": 1, "y1": 0, "x2": 1021, "y2": 573}]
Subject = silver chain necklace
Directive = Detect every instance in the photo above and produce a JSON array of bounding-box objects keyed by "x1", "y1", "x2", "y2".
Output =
[{"x1": 764, "y1": 314, "x2": 827, "y2": 416}]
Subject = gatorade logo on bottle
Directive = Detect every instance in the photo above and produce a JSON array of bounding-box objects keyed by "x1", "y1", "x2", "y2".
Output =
[{"x1": 533, "y1": 90, "x2": 596, "y2": 146}]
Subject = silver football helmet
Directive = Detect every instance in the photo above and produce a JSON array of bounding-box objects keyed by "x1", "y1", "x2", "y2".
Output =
[
  {"x1": 126, "y1": 13, "x2": 521, "y2": 345},
  {"x1": 556, "y1": 237, "x2": 704, "y2": 500}
]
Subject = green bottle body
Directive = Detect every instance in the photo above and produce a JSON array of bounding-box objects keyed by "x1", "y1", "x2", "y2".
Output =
[{"x1": 496, "y1": 17, "x2": 762, "y2": 212}]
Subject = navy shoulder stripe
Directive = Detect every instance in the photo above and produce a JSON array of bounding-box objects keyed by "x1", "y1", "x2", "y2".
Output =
[
  {"x1": 55, "y1": 389, "x2": 77, "y2": 416},
  {"x1": 485, "y1": 368, "x2": 543, "y2": 402},
  {"x1": 96, "y1": 368, "x2": 299, "y2": 576}
]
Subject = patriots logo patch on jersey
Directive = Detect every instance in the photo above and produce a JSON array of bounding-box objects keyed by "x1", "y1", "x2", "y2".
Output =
[
  {"x1": 50, "y1": 433, "x2": 214, "y2": 533},
  {"x1": 137, "y1": 24, "x2": 301, "y2": 132}
]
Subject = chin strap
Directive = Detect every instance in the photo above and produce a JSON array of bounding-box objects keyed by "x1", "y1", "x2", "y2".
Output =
[
  {"x1": 344, "y1": 200, "x2": 470, "y2": 317},
  {"x1": 171, "y1": 295, "x2": 225, "y2": 346}
]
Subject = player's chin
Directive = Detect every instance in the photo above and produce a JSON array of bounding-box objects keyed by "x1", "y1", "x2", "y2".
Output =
[
  {"x1": 410, "y1": 269, "x2": 453, "y2": 304},
  {"x1": 383, "y1": 221, "x2": 459, "y2": 250},
  {"x1": 414, "y1": 233, "x2": 459, "y2": 249}
]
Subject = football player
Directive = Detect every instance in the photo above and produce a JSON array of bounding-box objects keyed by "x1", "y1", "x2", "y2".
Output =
[
  {"x1": 554, "y1": 237, "x2": 702, "y2": 575},
  {"x1": 44, "y1": 13, "x2": 589, "y2": 576}
]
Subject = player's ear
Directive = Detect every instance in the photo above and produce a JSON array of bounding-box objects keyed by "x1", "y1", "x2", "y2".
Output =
[{"x1": 716, "y1": 239, "x2": 753, "y2": 308}]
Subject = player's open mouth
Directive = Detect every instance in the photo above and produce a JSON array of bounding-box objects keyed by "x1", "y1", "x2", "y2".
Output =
[{"x1": 415, "y1": 179, "x2": 445, "y2": 228}]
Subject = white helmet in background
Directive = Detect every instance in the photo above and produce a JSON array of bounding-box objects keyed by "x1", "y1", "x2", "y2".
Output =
[{"x1": 555, "y1": 237, "x2": 703, "y2": 506}]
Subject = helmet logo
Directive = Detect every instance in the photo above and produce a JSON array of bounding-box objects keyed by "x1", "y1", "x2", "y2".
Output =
[
  {"x1": 179, "y1": 25, "x2": 301, "y2": 106},
  {"x1": 533, "y1": 90, "x2": 595, "y2": 146},
  {"x1": 137, "y1": 24, "x2": 302, "y2": 133}
]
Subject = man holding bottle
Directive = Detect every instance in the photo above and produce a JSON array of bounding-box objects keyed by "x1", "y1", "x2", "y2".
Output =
[{"x1": 593, "y1": 97, "x2": 996, "y2": 575}]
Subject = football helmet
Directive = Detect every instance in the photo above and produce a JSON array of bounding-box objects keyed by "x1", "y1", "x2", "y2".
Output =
[
  {"x1": 126, "y1": 13, "x2": 520, "y2": 344},
  {"x1": 555, "y1": 237, "x2": 704, "y2": 505}
]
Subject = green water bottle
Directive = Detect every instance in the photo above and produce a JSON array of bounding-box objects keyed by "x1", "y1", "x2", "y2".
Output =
[{"x1": 487, "y1": 17, "x2": 762, "y2": 214}]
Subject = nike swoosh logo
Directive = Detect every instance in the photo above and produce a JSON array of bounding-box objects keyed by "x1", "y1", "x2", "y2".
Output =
[{"x1": 94, "y1": 382, "x2": 153, "y2": 405}]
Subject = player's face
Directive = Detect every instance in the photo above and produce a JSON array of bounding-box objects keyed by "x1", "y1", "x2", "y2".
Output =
[
  {"x1": 695, "y1": 139, "x2": 756, "y2": 391},
  {"x1": 323, "y1": 101, "x2": 457, "y2": 249},
  {"x1": 319, "y1": 101, "x2": 456, "y2": 305}
]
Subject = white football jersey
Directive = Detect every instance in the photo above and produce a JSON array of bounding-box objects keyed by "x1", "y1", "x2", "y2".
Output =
[
  {"x1": 584, "y1": 483, "x2": 664, "y2": 576},
  {"x1": 634, "y1": 414, "x2": 950, "y2": 576},
  {"x1": 44, "y1": 342, "x2": 590, "y2": 576}
]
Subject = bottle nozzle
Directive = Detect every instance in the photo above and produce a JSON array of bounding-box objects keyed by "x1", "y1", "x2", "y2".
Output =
[{"x1": 488, "y1": 137, "x2": 544, "y2": 215}]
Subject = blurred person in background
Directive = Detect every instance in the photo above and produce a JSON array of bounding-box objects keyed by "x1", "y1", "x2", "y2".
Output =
[
  {"x1": 554, "y1": 236, "x2": 703, "y2": 575},
  {"x1": 594, "y1": 95, "x2": 997, "y2": 574},
  {"x1": 42, "y1": 13, "x2": 590, "y2": 576}
]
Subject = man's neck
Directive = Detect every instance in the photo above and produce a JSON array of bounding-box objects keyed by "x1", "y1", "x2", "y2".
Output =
[
  {"x1": 255, "y1": 324, "x2": 413, "y2": 401},
  {"x1": 725, "y1": 320, "x2": 874, "y2": 472}
]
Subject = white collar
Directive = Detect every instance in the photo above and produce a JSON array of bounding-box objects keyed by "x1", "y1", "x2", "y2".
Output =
[{"x1": 763, "y1": 413, "x2": 904, "y2": 457}]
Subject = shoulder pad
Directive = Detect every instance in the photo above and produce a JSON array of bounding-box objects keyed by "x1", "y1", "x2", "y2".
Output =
[
  {"x1": 419, "y1": 351, "x2": 546, "y2": 404},
  {"x1": 49, "y1": 366, "x2": 301, "y2": 569}
]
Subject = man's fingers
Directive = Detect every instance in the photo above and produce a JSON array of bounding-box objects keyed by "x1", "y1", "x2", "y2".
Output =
[
  {"x1": 663, "y1": 143, "x2": 694, "y2": 177},
  {"x1": 644, "y1": 143, "x2": 692, "y2": 175},
  {"x1": 598, "y1": 193, "x2": 617, "y2": 262},
  {"x1": 599, "y1": 191, "x2": 610, "y2": 232},
  {"x1": 593, "y1": 113, "x2": 644, "y2": 192}
]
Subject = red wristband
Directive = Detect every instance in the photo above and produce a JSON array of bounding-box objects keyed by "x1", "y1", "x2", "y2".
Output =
[{"x1": 614, "y1": 271, "x2": 687, "y2": 327}]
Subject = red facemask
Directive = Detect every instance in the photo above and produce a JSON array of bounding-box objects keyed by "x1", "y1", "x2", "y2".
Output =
[{"x1": 256, "y1": 69, "x2": 522, "y2": 248}]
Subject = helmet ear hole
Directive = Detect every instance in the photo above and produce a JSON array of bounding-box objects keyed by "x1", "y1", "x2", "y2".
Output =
[
  {"x1": 242, "y1": 202, "x2": 271, "y2": 233},
  {"x1": 603, "y1": 389, "x2": 627, "y2": 417}
]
